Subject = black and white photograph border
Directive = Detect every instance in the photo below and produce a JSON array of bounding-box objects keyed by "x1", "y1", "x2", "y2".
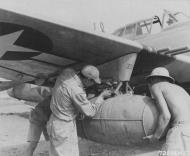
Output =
[{"x1": 0, "y1": 0, "x2": 190, "y2": 156}]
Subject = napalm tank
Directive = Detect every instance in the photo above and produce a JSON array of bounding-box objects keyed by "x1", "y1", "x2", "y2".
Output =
[{"x1": 77, "y1": 94, "x2": 159, "y2": 146}]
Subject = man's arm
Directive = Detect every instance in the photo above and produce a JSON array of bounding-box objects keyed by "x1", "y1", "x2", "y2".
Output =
[
  {"x1": 151, "y1": 86, "x2": 171, "y2": 139},
  {"x1": 71, "y1": 88, "x2": 110, "y2": 117}
]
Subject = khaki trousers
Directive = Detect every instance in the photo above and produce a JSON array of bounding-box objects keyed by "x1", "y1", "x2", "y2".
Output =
[
  {"x1": 160, "y1": 123, "x2": 190, "y2": 156},
  {"x1": 47, "y1": 114, "x2": 79, "y2": 156}
]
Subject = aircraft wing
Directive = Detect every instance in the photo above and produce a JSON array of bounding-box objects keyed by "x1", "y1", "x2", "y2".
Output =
[
  {"x1": 0, "y1": 8, "x2": 189, "y2": 88},
  {"x1": 0, "y1": 8, "x2": 147, "y2": 83}
]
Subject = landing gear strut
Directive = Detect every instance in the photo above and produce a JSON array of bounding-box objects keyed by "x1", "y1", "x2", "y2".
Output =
[{"x1": 114, "y1": 81, "x2": 134, "y2": 95}]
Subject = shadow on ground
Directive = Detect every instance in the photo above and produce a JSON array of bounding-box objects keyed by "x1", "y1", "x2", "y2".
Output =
[
  {"x1": 0, "y1": 138, "x2": 163, "y2": 156},
  {"x1": 0, "y1": 112, "x2": 29, "y2": 119}
]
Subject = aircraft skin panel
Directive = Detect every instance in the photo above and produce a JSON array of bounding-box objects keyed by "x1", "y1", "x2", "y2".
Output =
[
  {"x1": 0, "y1": 8, "x2": 143, "y2": 65},
  {"x1": 0, "y1": 60, "x2": 58, "y2": 75},
  {"x1": 0, "y1": 51, "x2": 78, "y2": 81},
  {"x1": 138, "y1": 21, "x2": 190, "y2": 50},
  {"x1": 0, "y1": 66, "x2": 36, "y2": 82},
  {"x1": 32, "y1": 53, "x2": 76, "y2": 67}
]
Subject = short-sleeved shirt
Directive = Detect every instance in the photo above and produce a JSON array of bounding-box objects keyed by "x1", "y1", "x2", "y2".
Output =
[{"x1": 50, "y1": 68, "x2": 98, "y2": 121}]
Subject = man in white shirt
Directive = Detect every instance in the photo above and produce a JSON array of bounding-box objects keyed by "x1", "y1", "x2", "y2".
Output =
[{"x1": 47, "y1": 65, "x2": 111, "y2": 156}]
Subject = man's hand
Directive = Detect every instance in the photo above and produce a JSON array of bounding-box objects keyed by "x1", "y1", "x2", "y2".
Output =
[
  {"x1": 100, "y1": 89, "x2": 112, "y2": 99},
  {"x1": 95, "y1": 89, "x2": 113, "y2": 106},
  {"x1": 143, "y1": 135, "x2": 158, "y2": 143}
]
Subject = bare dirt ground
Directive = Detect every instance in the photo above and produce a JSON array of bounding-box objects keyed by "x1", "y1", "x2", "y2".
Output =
[{"x1": 0, "y1": 91, "x2": 162, "y2": 156}]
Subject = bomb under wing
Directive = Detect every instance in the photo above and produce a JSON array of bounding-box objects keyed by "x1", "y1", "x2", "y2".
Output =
[{"x1": 77, "y1": 94, "x2": 159, "y2": 146}]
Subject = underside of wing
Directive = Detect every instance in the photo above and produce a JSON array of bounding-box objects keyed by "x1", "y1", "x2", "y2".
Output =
[
  {"x1": 0, "y1": 8, "x2": 145, "y2": 83},
  {"x1": 131, "y1": 46, "x2": 190, "y2": 93}
]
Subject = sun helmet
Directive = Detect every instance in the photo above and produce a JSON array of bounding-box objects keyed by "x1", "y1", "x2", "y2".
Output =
[{"x1": 146, "y1": 67, "x2": 174, "y2": 83}]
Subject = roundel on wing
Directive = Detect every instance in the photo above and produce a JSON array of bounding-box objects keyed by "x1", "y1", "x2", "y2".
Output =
[{"x1": 0, "y1": 22, "x2": 53, "y2": 60}]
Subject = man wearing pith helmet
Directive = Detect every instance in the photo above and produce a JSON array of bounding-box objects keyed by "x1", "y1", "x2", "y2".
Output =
[
  {"x1": 46, "y1": 65, "x2": 111, "y2": 156},
  {"x1": 144, "y1": 67, "x2": 190, "y2": 155}
]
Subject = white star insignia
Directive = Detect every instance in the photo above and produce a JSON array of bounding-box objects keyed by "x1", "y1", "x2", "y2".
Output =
[{"x1": 0, "y1": 30, "x2": 41, "y2": 58}]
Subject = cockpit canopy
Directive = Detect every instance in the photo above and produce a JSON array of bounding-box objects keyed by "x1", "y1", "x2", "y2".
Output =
[{"x1": 113, "y1": 10, "x2": 190, "y2": 40}]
